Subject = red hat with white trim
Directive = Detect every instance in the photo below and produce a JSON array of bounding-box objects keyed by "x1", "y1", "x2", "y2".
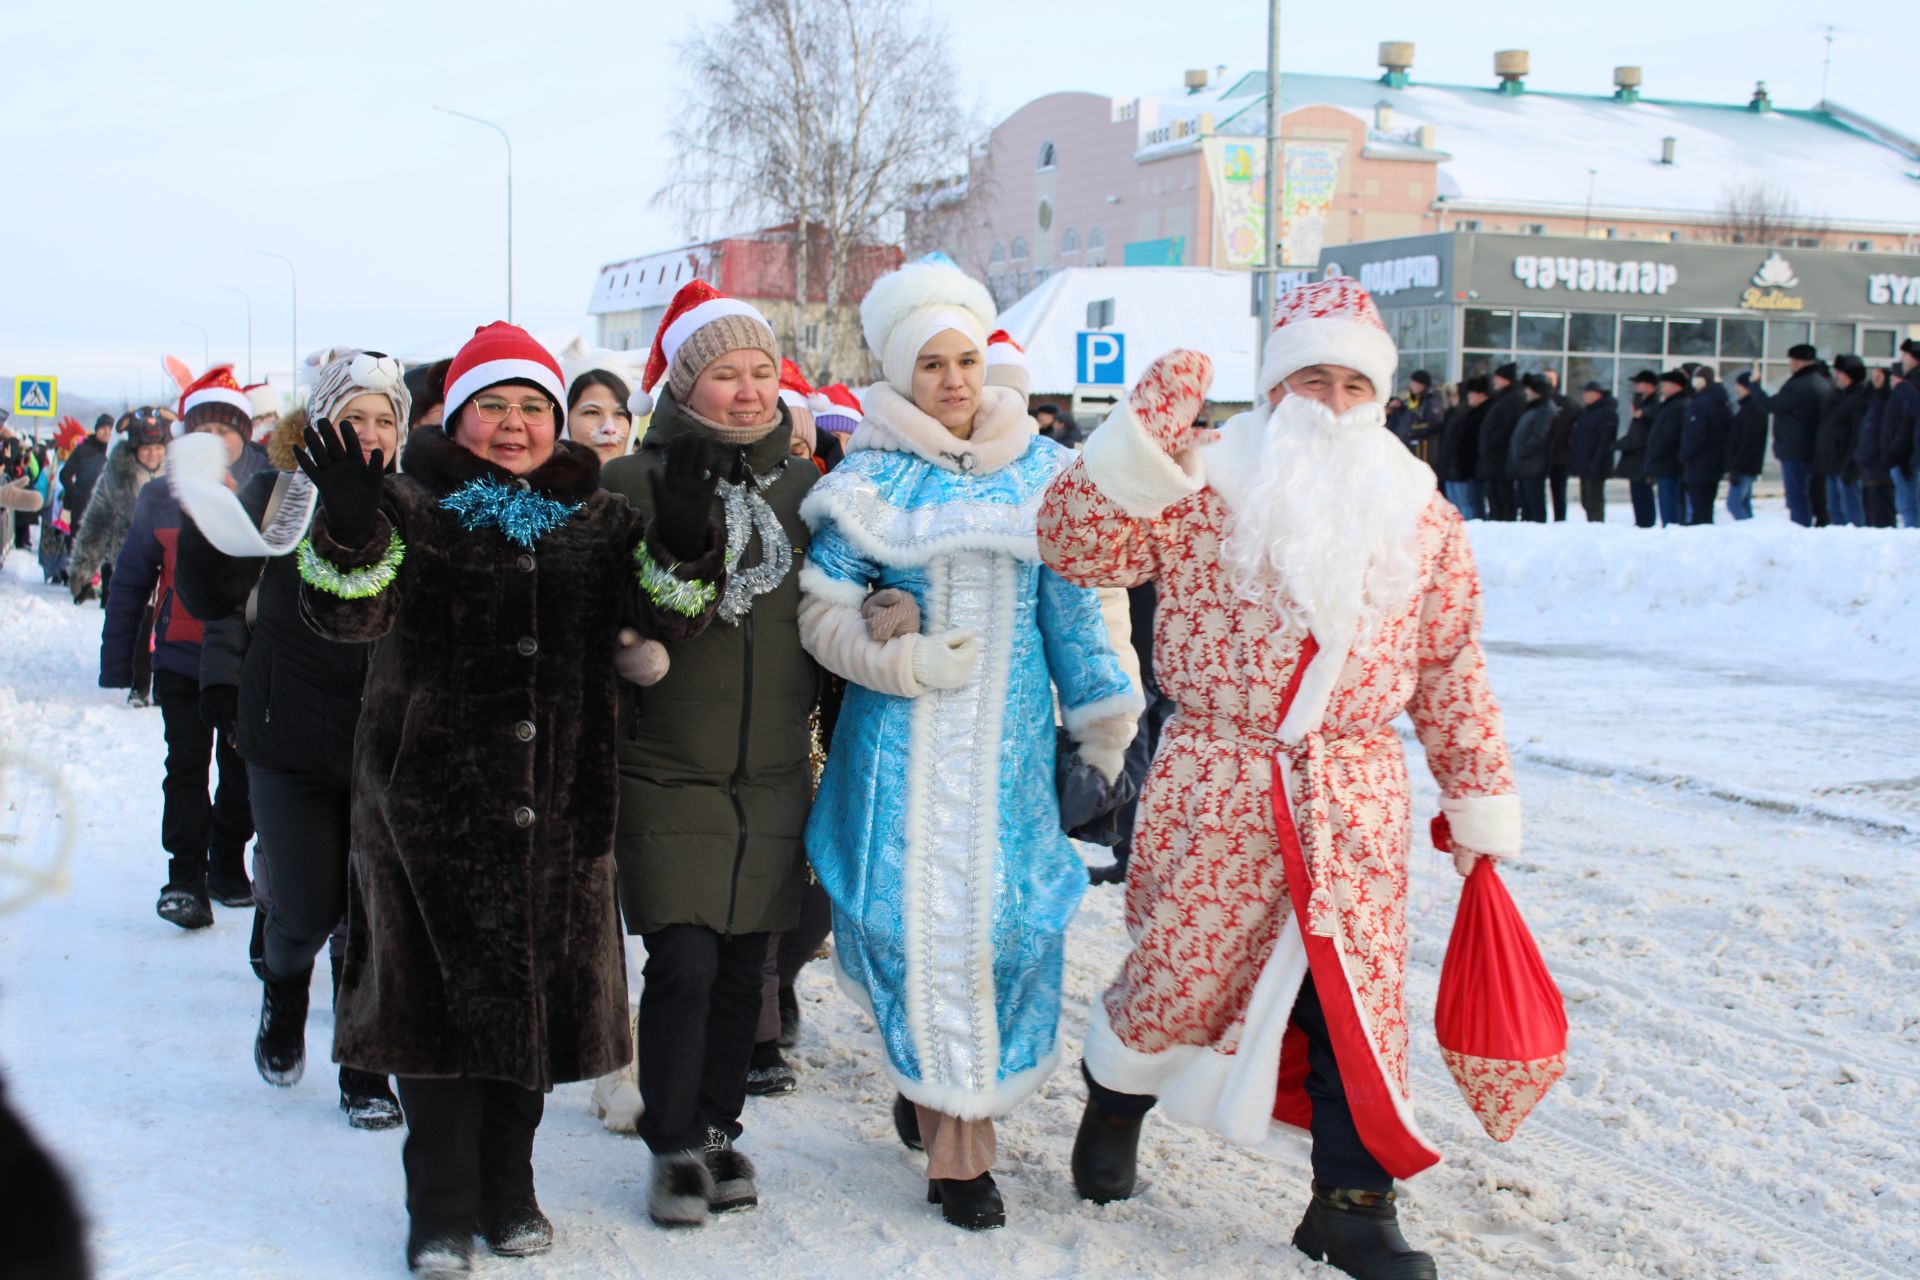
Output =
[
  {"x1": 442, "y1": 322, "x2": 567, "y2": 432},
  {"x1": 984, "y1": 329, "x2": 1030, "y2": 398},
  {"x1": 1257, "y1": 276, "x2": 1397, "y2": 404},
  {"x1": 778, "y1": 359, "x2": 815, "y2": 411},
  {"x1": 642, "y1": 280, "x2": 779, "y2": 409},
  {"x1": 178, "y1": 365, "x2": 255, "y2": 435}
]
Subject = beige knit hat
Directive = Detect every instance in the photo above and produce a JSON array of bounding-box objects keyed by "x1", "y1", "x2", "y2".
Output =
[{"x1": 643, "y1": 280, "x2": 780, "y2": 406}]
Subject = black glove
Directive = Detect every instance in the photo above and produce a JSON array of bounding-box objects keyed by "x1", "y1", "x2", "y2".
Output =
[
  {"x1": 293, "y1": 417, "x2": 385, "y2": 548},
  {"x1": 199, "y1": 685, "x2": 239, "y2": 744},
  {"x1": 650, "y1": 433, "x2": 717, "y2": 563}
]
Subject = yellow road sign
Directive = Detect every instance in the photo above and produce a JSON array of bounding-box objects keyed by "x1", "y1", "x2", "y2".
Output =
[{"x1": 13, "y1": 377, "x2": 57, "y2": 418}]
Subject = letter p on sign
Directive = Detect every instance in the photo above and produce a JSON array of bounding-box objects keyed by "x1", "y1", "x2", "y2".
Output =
[{"x1": 1077, "y1": 331, "x2": 1127, "y2": 386}]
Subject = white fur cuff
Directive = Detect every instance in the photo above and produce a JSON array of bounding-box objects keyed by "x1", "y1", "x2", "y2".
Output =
[
  {"x1": 1440, "y1": 793, "x2": 1522, "y2": 857},
  {"x1": 798, "y1": 562, "x2": 868, "y2": 608},
  {"x1": 1080, "y1": 402, "x2": 1205, "y2": 518}
]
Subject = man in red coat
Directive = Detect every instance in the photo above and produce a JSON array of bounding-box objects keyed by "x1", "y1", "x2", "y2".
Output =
[{"x1": 1037, "y1": 279, "x2": 1521, "y2": 1280}]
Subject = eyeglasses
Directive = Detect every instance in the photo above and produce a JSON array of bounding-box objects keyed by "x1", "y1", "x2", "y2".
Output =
[{"x1": 471, "y1": 396, "x2": 555, "y2": 425}]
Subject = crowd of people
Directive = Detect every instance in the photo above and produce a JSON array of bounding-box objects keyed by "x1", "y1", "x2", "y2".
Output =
[
  {"x1": 19, "y1": 266, "x2": 1545, "y2": 1280},
  {"x1": 1387, "y1": 339, "x2": 1920, "y2": 529}
]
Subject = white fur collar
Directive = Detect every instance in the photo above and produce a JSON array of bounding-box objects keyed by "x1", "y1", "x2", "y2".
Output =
[{"x1": 847, "y1": 383, "x2": 1035, "y2": 475}]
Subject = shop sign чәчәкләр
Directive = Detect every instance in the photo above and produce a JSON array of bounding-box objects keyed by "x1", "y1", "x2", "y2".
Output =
[{"x1": 1513, "y1": 254, "x2": 1678, "y2": 296}]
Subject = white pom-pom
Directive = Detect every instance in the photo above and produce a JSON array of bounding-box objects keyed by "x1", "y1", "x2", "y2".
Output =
[{"x1": 628, "y1": 387, "x2": 654, "y2": 417}]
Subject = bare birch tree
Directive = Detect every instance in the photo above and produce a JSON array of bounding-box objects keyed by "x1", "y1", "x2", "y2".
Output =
[
  {"x1": 657, "y1": 0, "x2": 975, "y2": 378},
  {"x1": 1712, "y1": 181, "x2": 1831, "y2": 248}
]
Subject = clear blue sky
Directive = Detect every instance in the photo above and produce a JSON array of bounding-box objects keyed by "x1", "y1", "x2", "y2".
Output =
[{"x1": 3, "y1": 0, "x2": 1893, "y2": 405}]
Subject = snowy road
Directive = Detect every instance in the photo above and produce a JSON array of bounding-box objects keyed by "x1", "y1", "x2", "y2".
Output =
[{"x1": 3, "y1": 529, "x2": 1916, "y2": 1279}]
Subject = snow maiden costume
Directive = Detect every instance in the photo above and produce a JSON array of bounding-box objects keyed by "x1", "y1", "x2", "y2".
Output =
[
  {"x1": 800, "y1": 260, "x2": 1140, "y2": 1229},
  {"x1": 1037, "y1": 281, "x2": 1522, "y2": 1280}
]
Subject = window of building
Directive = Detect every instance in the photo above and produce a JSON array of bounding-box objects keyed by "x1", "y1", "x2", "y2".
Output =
[
  {"x1": 1850, "y1": 239, "x2": 1876, "y2": 253},
  {"x1": 1861, "y1": 328, "x2": 1898, "y2": 360},
  {"x1": 1086, "y1": 225, "x2": 1107, "y2": 265},
  {"x1": 1667, "y1": 231, "x2": 1683, "y2": 243},
  {"x1": 1037, "y1": 199, "x2": 1053, "y2": 232},
  {"x1": 989, "y1": 242, "x2": 1005, "y2": 267},
  {"x1": 1667, "y1": 317, "x2": 1717, "y2": 358},
  {"x1": 1813, "y1": 322, "x2": 1854, "y2": 356},
  {"x1": 1569, "y1": 312, "x2": 1616, "y2": 353},
  {"x1": 1037, "y1": 140, "x2": 1057, "y2": 171},
  {"x1": 1060, "y1": 227, "x2": 1080, "y2": 255},
  {"x1": 1516, "y1": 311, "x2": 1567, "y2": 351},
  {"x1": 1765, "y1": 321, "x2": 1810, "y2": 358},
  {"x1": 1620, "y1": 315, "x2": 1664, "y2": 354},
  {"x1": 1566, "y1": 355, "x2": 1617, "y2": 396},
  {"x1": 1455, "y1": 219, "x2": 1482, "y2": 232},
  {"x1": 1010, "y1": 236, "x2": 1029, "y2": 261},
  {"x1": 1464, "y1": 308, "x2": 1513, "y2": 349},
  {"x1": 1786, "y1": 236, "x2": 1823, "y2": 249},
  {"x1": 1720, "y1": 318, "x2": 1763, "y2": 360},
  {"x1": 1036, "y1": 266, "x2": 1050, "y2": 286},
  {"x1": 1522, "y1": 224, "x2": 1548, "y2": 236}
]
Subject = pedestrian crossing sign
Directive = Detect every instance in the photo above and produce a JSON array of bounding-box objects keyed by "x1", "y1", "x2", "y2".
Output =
[{"x1": 13, "y1": 377, "x2": 56, "y2": 417}]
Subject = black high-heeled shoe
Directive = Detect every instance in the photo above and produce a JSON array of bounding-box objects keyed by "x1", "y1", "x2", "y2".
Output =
[{"x1": 891, "y1": 1092, "x2": 923, "y2": 1151}]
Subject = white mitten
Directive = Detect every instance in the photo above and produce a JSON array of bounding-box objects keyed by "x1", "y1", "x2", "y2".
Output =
[
  {"x1": 910, "y1": 630, "x2": 981, "y2": 691},
  {"x1": 1079, "y1": 743, "x2": 1126, "y2": 785}
]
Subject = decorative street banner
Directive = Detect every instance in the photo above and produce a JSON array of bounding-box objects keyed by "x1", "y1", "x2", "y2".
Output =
[
  {"x1": 1207, "y1": 138, "x2": 1347, "y2": 271},
  {"x1": 1279, "y1": 140, "x2": 1345, "y2": 270}
]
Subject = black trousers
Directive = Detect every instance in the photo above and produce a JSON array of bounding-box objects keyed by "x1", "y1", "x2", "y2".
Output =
[
  {"x1": 1578, "y1": 475, "x2": 1607, "y2": 523},
  {"x1": 1484, "y1": 478, "x2": 1516, "y2": 521},
  {"x1": 1085, "y1": 974, "x2": 1391, "y2": 1193},
  {"x1": 247, "y1": 765, "x2": 349, "y2": 982},
  {"x1": 1548, "y1": 465, "x2": 1569, "y2": 522},
  {"x1": 1628, "y1": 481, "x2": 1657, "y2": 528},
  {"x1": 1809, "y1": 474, "x2": 1831, "y2": 526},
  {"x1": 1863, "y1": 482, "x2": 1896, "y2": 528},
  {"x1": 152, "y1": 670, "x2": 253, "y2": 888},
  {"x1": 637, "y1": 924, "x2": 767, "y2": 1153},
  {"x1": 1684, "y1": 481, "x2": 1719, "y2": 526},
  {"x1": 395, "y1": 1077, "x2": 543, "y2": 1238},
  {"x1": 1514, "y1": 476, "x2": 1548, "y2": 523}
]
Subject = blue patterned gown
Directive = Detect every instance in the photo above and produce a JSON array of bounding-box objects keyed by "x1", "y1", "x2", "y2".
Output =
[{"x1": 801, "y1": 433, "x2": 1137, "y2": 1119}]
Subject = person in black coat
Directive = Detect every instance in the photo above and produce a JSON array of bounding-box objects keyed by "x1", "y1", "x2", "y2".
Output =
[
  {"x1": 1816, "y1": 355, "x2": 1869, "y2": 527},
  {"x1": 1890, "y1": 344, "x2": 1920, "y2": 528},
  {"x1": 1746, "y1": 345, "x2": 1835, "y2": 526},
  {"x1": 57, "y1": 416, "x2": 113, "y2": 529},
  {"x1": 174, "y1": 355, "x2": 413, "y2": 1130},
  {"x1": 1855, "y1": 366, "x2": 1896, "y2": 528},
  {"x1": 1543, "y1": 371, "x2": 1579, "y2": 521},
  {"x1": 1725, "y1": 373, "x2": 1770, "y2": 521},
  {"x1": 1678, "y1": 368, "x2": 1732, "y2": 525},
  {"x1": 1437, "y1": 378, "x2": 1487, "y2": 519},
  {"x1": 1615, "y1": 371, "x2": 1659, "y2": 528},
  {"x1": 1507, "y1": 374, "x2": 1555, "y2": 523},
  {"x1": 1567, "y1": 382, "x2": 1619, "y2": 523},
  {"x1": 1643, "y1": 370, "x2": 1691, "y2": 527},
  {"x1": 1477, "y1": 364, "x2": 1523, "y2": 520}
]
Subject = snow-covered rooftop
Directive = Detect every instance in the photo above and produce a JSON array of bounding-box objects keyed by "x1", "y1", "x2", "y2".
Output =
[
  {"x1": 589, "y1": 244, "x2": 718, "y2": 315},
  {"x1": 995, "y1": 267, "x2": 1260, "y2": 402},
  {"x1": 1132, "y1": 70, "x2": 1920, "y2": 232}
]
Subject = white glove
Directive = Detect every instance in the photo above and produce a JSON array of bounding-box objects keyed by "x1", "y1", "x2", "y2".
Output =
[
  {"x1": 910, "y1": 629, "x2": 981, "y2": 691},
  {"x1": 1078, "y1": 743, "x2": 1126, "y2": 785}
]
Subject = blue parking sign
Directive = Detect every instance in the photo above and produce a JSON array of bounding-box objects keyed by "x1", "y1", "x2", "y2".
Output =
[{"x1": 1075, "y1": 332, "x2": 1126, "y2": 386}]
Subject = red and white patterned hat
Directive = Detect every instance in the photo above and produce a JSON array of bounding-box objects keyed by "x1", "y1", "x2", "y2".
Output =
[
  {"x1": 1258, "y1": 277, "x2": 1397, "y2": 404},
  {"x1": 778, "y1": 358, "x2": 815, "y2": 411},
  {"x1": 443, "y1": 322, "x2": 567, "y2": 430},
  {"x1": 984, "y1": 329, "x2": 1030, "y2": 398},
  {"x1": 177, "y1": 364, "x2": 255, "y2": 433}
]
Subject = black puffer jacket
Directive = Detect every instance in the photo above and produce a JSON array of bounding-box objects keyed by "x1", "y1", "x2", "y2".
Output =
[
  {"x1": 1614, "y1": 394, "x2": 1653, "y2": 484},
  {"x1": 58, "y1": 436, "x2": 108, "y2": 526},
  {"x1": 1643, "y1": 392, "x2": 1689, "y2": 479},
  {"x1": 1726, "y1": 394, "x2": 1770, "y2": 477},
  {"x1": 1435, "y1": 401, "x2": 1481, "y2": 483},
  {"x1": 1476, "y1": 384, "x2": 1525, "y2": 481},
  {"x1": 1814, "y1": 380, "x2": 1868, "y2": 477},
  {"x1": 1680, "y1": 386, "x2": 1733, "y2": 486},
  {"x1": 1568, "y1": 395, "x2": 1619, "y2": 478},
  {"x1": 1507, "y1": 400, "x2": 1555, "y2": 479},
  {"x1": 600, "y1": 388, "x2": 818, "y2": 938},
  {"x1": 1750, "y1": 365, "x2": 1835, "y2": 464}
]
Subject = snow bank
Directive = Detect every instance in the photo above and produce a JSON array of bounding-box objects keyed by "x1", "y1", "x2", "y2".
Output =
[{"x1": 1468, "y1": 521, "x2": 1920, "y2": 679}]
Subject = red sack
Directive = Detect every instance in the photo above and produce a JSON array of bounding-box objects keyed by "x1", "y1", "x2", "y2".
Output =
[{"x1": 1431, "y1": 814, "x2": 1567, "y2": 1141}]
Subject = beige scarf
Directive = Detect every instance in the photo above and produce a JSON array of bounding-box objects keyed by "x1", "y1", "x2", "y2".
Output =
[{"x1": 848, "y1": 383, "x2": 1034, "y2": 476}]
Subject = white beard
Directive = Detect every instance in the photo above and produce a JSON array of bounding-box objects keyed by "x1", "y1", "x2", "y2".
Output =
[{"x1": 1220, "y1": 394, "x2": 1428, "y2": 646}]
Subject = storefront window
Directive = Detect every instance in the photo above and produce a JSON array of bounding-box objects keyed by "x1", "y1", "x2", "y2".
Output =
[
  {"x1": 1566, "y1": 356, "x2": 1617, "y2": 396},
  {"x1": 1814, "y1": 323, "x2": 1855, "y2": 358},
  {"x1": 1464, "y1": 308, "x2": 1513, "y2": 349},
  {"x1": 1860, "y1": 328, "x2": 1898, "y2": 360},
  {"x1": 1569, "y1": 312, "x2": 1616, "y2": 353},
  {"x1": 1428, "y1": 307, "x2": 1450, "y2": 347},
  {"x1": 1461, "y1": 350, "x2": 1511, "y2": 380},
  {"x1": 1667, "y1": 317, "x2": 1717, "y2": 358},
  {"x1": 1766, "y1": 320, "x2": 1810, "y2": 358},
  {"x1": 1620, "y1": 316, "x2": 1663, "y2": 354},
  {"x1": 1515, "y1": 311, "x2": 1566, "y2": 351},
  {"x1": 1719, "y1": 318, "x2": 1763, "y2": 359}
]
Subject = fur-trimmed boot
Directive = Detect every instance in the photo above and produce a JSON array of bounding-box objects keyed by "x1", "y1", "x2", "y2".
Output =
[
  {"x1": 703, "y1": 1126, "x2": 759, "y2": 1213},
  {"x1": 1292, "y1": 1183, "x2": 1438, "y2": 1280},
  {"x1": 648, "y1": 1149, "x2": 713, "y2": 1228}
]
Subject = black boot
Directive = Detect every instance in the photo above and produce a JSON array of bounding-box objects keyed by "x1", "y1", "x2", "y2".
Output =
[
  {"x1": 206, "y1": 850, "x2": 253, "y2": 908},
  {"x1": 1070, "y1": 1095, "x2": 1146, "y2": 1203},
  {"x1": 777, "y1": 983, "x2": 800, "y2": 1049},
  {"x1": 891, "y1": 1093, "x2": 923, "y2": 1151},
  {"x1": 1292, "y1": 1183, "x2": 1437, "y2": 1280},
  {"x1": 704, "y1": 1126, "x2": 759, "y2": 1213},
  {"x1": 254, "y1": 966, "x2": 311, "y2": 1086},
  {"x1": 478, "y1": 1197, "x2": 553, "y2": 1257},
  {"x1": 247, "y1": 906, "x2": 268, "y2": 981},
  {"x1": 405, "y1": 1225, "x2": 473, "y2": 1277},
  {"x1": 339, "y1": 1067, "x2": 403, "y2": 1129},
  {"x1": 744, "y1": 1040, "x2": 796, "y2": 1097},
  {"x1": 156, "y1": 857, "x2": 213, "y2": 930},
  {"x1": 927, "y1": 1172, "x2": 1005, "y2": 1230}
]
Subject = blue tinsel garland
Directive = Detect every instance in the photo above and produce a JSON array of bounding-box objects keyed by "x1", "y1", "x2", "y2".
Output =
[{"x1": 438, "y1": 475, "x2": 583, "y2": 547}]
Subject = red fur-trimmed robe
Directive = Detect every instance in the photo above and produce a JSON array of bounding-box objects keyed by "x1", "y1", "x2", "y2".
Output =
[{"x1": 1036, "y1": 403, "x2": 1520, "y2": 1178}]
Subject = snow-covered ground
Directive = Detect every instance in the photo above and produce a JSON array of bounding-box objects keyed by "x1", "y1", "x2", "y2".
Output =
[{"x1": 2, "y1": 521, "x2": 1916, "y2": 1280}]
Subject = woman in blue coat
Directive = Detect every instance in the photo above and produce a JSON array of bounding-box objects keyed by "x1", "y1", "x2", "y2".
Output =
[{"x1": 799, "y1": 260, "x2": 1139, "y2": 1230}]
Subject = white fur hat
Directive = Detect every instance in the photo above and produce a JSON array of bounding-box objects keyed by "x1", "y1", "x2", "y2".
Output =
[{"x1": 859, "y1": 257, "x2": 997, "y2": 394}]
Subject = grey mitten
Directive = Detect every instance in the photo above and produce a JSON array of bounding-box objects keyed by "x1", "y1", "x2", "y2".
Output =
[{"x1": 861, "y1": 587, "x2": 921, "y2": 641}]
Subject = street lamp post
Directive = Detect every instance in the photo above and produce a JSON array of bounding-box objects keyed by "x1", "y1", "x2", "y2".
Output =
[
  {"x1": 182, "y1": 320, "x2": 210, "y2": 369},
  {"x1": 250, "y1": 250, "x2": 297, "y2": 398},
  {"x1": 1255, "y1": 0, "x2": 1283, "y2": 370},
  {"x1": 435, "y1": 106, "x2": 513, "y2": 321},
  {"x1": 217, "y1": 285, "x2": 254, "y2": 383}
]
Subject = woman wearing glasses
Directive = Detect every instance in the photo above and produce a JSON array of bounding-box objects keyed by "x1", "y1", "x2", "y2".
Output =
[{"x1": 293, "y1": 322, "x2": 724, "y2": 1277}]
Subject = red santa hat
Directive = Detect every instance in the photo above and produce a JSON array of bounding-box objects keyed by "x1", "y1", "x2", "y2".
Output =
[
  {"x1": 810, "y1": 383, "x2": 863, "y2": 437},
  {"x1": 778, "y1": 358, "x2": 815, "y2": 411},
  {"x1": 641, "y1": 280, "x2": 778, "y2": 410},
  {"x1": 178, "y1": 364, "x2": 255, "y2": 434},
  {"x1": 1257, "y1": 276, "x2": 1398, "y2": 404},
  {"x1": 442, "y1": 322, "x2": 568, "y2": 431},
  {"x1": 984, "y1": 329, "x2": 1031, "y2": 398}
]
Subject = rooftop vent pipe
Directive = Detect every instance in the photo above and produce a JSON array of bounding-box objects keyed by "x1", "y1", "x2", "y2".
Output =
[
  {"x1": 1379, "y1": 41, "x2": 1414, "y2": 89},
  {"x1": 1495, "y1": 49, "x2": 1529, "y2": 96},
  {"x1": 1614, "y1": 66, "x2": 1642, "y2": 103},
  {"x1": 1374, "y1": 101, "x2": 1394, "y2": 131},
  {"x1": 1184, "y1": 68, "x2": 1209, "y2": 94},
  {"x1": 1660, "y1": 135, "x2": 1676, "y2": 165},
  {"x1": 1750, "y1": 81, "x2": 1773, "y2": 113}
]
